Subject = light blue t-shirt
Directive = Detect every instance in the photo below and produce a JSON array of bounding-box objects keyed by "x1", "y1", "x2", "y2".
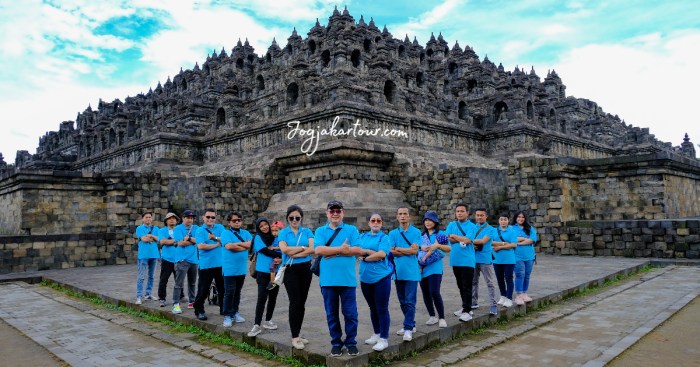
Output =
[
  {"x1": 136, "y1": 224, "x2": 160, "y2": 260},
  {"x1": 513, "y1": 225, "x2": 538, "y2": 261},
  {"x1": 420, "y1": 230, "x2": 446, "y2": 278},
  {"x1": 314, "y1": 222, "x2": 360, "y2": 287},
  {"x1": 158, "y1": 226, "x2": 178, "y2": 263},
  {"x1": 221, "y1": 228, "x2": 252, "y2": 276},
  {"x1": 173, "y1": 224, "x2": 199, "y2": 264},
  {"x1": 195, "y1": 224, "x2": 225, "y2": 269},
  {"x1": 358, "y1": 231, "x2": 392, "y2": 284},
  {"x1": 492, "y1": 226, "x2": 517, "y2": 264},
  {"x1": 445, "y1": 220, "x2": 476, "y2": 267},
  {"x1": 278, "y1": 227, "x2": 314, "y2": 265},
  {"x1": 387, "y1": 225, "x2": 421, "y2": 282},
  {"x1": 254, "y1": 235, "x2": 280, "y2": 273},
  {"x1": 471, "y1": 223, "x2": 496, "y2": 265}
]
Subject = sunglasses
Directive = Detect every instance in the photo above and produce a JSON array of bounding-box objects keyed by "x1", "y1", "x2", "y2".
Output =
[
  {"x1": 205, "y1": 216, "x2": 216, "y2": 219},
  {"x1": 288, "y1": 216, "x2": 302, "y2": 222},
  {"x1": 369, "y1": 219, "x2": 382, "y2": 223},
  {"x1": 328, "y1": 209, "x2": 342, "y2": 215},
  {"x1": 230, "y1": 218, "x2": 241, "y2": 223}
]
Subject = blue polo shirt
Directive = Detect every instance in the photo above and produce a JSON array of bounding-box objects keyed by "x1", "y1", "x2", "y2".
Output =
[
  {"x1": 513, "y1": 225, "x2": 538, "y2": 261},
  {"x1": 136, "y1": 224, "x2": 160, "y2": 260},
  {"x1": 445, "y1": 220, "x2": 476, "y2": 267},
  {"x1": 278, "y1": 227, "x2": 314, "y2": 265},
  {"x1": 173, "y1": 224, "x2": 199, "y2": 264},
  {"x1": 358, "y1": 231, "x2": 393, "y2": 284},
  {"x1": 472, "y1": 222, "x2": 496, "y2": 265},
  {"x1": 421, "y1": 230, "x2": 446, "y2": 278},
  {"x1": 157, "y1": 226, "x2": 178, "y2": 263},
  {"x1": 492, "y1": 226, "x2": 517, "y2": 264},
  {"x1": 195, "y1": 224, "x2": 225, "y2": 269},
  {"x1": 388, "y1": 225, "x2": 421, "y2": 281},
  {"x1": 221, "y1": 228, "x2": 252, "y2": 276},
  {"x1": 254, "y1": 236, "x2": 280, "y2": 273},
  {"x1": 314, "y1": 222, "x2": 360, "y2": 287}
]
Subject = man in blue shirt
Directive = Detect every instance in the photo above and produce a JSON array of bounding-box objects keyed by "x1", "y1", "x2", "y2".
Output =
[
  {"x1": 315, "y1": 200, "x2": 362, "y2": 357},
  {"x1": 388, "y1": 207, "x2": 421, "y2": 342},
  {"x1": 171, "y1": 209, "x2": 199, "y2": 314},
  {"x1": 135, "y1": 212, "x2": 160, "y2": 305},
  {"x1": 192, "y1": 208, "x2": 225, "y2": 321},
  {"x1": 157, "y1": 212, "x2": 180, "y2": 307},
  {"x1": 445, "y1": 203, "x2": 477, "y2": 322},
  {"x1": 471, "y1": 208, "x2": 499, "y2": 316}
]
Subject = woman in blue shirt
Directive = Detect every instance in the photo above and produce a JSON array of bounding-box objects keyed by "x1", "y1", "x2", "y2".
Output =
[
  {"x1": 358, "y1": 212, "x2": 393, "y2": 352},
  {"x1": 277, "y1": 205, "x2": 315, "y2": 350},
  {"x1": 511, "y1": 211, "x2": 538, "y2": 305},
  {"x1": 247, "y1": 217, "x2": 282, "y2": 337},
  {"x1": 419, "y1": 211, "x2": 450, "y2": 328}
]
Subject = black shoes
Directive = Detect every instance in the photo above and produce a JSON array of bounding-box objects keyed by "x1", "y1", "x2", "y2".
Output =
[
  {"x1": 196, "y1": 312, "x2": 208, "y2": 321},
  {"x1": 330, "y1": 346, "x2": 343, "y2": 357},
  {"x1": 347, "y1": 345, "x2": 359, "y2": 356}
]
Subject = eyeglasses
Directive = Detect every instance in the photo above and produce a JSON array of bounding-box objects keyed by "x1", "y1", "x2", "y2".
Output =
[
  {"x1": 230, "y1": 218, "x2": 241, "y2": 223},
  {"x1": 288, "y1": 216, "x2": 302, "y2": 222},
  {"x1": 328, "y1": 209, "x2": 342, "y2": 215},
  {"x1": 369, "y1": 219, "x2": 382, "y2": 223},
  {"x1": 205, "y1": 216, "x2": 216, "y2": 219}
]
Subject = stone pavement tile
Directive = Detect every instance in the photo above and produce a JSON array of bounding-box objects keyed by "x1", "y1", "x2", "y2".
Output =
[{"x1": 212, "y1": 352, "x2": 239, "y2": 362}]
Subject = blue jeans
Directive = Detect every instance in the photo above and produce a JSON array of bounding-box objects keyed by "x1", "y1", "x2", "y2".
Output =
[
  {"x1": 493, "y1": 263, "x2": 515, "y2": 299},
  {"x1": 136, "y1": 258, "x2": 157, "y2": 297},
  {"x1": 394, "y1": 280, "x2": 418, "y2": 330},
  {"x1": 222, "y1": 275, "x2": 245, "y2": 317},
  {"x1": 321, "y1": 286, "x2": 358, "y2": 348},
  {"x1": 360, "y1": 275, "x2": 392, "y2": 339},
  {"x1": 514, "y1": 259, "x2": 535, "y2": 293}
]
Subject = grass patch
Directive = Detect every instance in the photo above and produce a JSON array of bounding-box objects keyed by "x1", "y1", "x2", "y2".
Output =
[{"x1": 40, "y1": 280, "x2": 316, "y2": 367}]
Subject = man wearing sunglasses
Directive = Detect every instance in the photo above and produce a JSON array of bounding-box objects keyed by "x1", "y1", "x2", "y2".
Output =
[
  {"x1": 314, "y1": 200, "x2": 362, "y2": 357},
  {"x1": 192, "y1": 208, "x2": 225, "y2": 321}
]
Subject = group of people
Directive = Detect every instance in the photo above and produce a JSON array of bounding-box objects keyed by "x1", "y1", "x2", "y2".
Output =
[{"x1": 134, "y1": 201, "x2": 538, "y2": 356}]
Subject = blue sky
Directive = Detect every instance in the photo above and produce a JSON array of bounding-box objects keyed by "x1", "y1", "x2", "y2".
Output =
[{"x1": 1, "y1": 0, "x2": 699, "y2": 163}]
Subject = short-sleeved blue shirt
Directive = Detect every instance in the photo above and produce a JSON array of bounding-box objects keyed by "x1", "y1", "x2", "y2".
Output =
[
  {"x1": 513, "y1": 225, "x2": 537, "y2": 261},
  {"x1": 420, "y1": 230, "x2": 446, "y2": 278},
  {"x1": 221, "y1": 228, "x2": 252, "y2": 276},
  {"x1": 358, "y1": 231, "x2": 392, "y2": 284},
  {"x1": 471, "y1": 223, "x2": 496, "y2": 265},
  {"x1": 136, "y1": 224, "x2": 160, "y2": 260},
  {"x1": 158, "y1": 226, "x2": 178, "y2": 263},
  {"x1": 173, "y1": 224, "x2": 199, "y2": 264},
  {"x1": 195, "y1": 224, "x2": 225, "y2": 269},
  {"x1": 387, "y1": 225, "x2": 421, "y2": 281},
  {"x1": 492, "y1": 226, "x2": 517, "y2": 264},
  {"x1": 445, "y1": 220, "x2": 476, "y2": 267},
  {"x1": 278, "y1": 227, "x2": 314, "y2": 265},
  {"x1": 314, "y1": 222, "x2": 360, "y2": 287}
]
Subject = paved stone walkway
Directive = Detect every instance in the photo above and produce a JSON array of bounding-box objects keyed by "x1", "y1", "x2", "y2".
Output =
[
  {"x1": 0, "y1": 281, "x2": 277, "y2": 367},
  {"x1": 399, "y1": 265, "x2": 700, "y2": 367}
]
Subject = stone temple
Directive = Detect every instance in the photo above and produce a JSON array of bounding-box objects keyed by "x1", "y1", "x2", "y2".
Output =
[{"x1": 1, "y1": 7, "x2": 699, "y2": 273}]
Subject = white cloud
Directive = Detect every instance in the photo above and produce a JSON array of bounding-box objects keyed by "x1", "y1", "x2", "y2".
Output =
[
  {"x1": 392, "y1": 0, "x2": 465, "y2": 39},
  {"x1": 546, "y1": 30, "x2": 700, "y2": 149}
]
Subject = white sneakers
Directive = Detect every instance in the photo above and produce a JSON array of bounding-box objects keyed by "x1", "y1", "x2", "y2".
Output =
[
  {"x1": 459, "y1": 312, "x2": 473, "y2": 322},
  {"x1": 247, "y1": 325, "x2": 262, "y2": 337},
  {"x1": 522, "y1": 293, "x2": 533, "y2": 302},
  {"x1": 515, "y1": 294, "x2": 525, "y2": 305},
  {"x1": 372, "y1": 338, "x2": 389, "y2": 351},
  {"x1": 426, "y1": 316, "x2": 439, "y2": 325},
  {"x1": 396, "y1": 326, "x2": 416, "y2": 335},
  {"x1": 453, "y1": 308, "x2": 465, "y2": 316},
  {"x1": 497, "y1": 296, "x2": 506, "y2": 306},
  {"x1": 262, "y1": 320, "x2": 277, "y2": 330},
  {"x1": 438, "y1": 319, "x2": 447, "y2": 328},
  {"x1": 503, "y1": 298, "x2": 514, "y2": 308},
  {"x1": 403, "y1": 330, "x2": 413, "y2": 341},
  {"x1": 365, "y1": 333, "x2": 380, "y2": 345}
]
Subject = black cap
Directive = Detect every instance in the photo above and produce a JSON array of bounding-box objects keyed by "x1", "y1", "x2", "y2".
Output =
[
  {"x1": 182, "y1": 210, "x2": 196, "y2": 217},
  {"x1": 327, "y1": 200, "x2": 344, "y2": 210}
]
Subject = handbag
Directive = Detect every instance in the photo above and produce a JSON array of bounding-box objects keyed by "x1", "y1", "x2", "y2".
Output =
[
  {"x1": 418, "y1": 232, "x2": 448, "y2": 266},
  {"x1": 273, "y1": 256, "x2": 293, "y2": 286},
  {"x1": 310, "y1": 227, "x2": 342, "y2": 276},
  {"x1": 248, "y1": 251, "x2": 257, "y2": 278}
]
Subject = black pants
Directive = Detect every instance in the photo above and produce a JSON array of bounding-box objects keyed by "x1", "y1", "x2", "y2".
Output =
[
  {"x1": 223, "y1": 275, "x2": 245, "y2": 317},
  {"x1": 254, "y1": 271, "x2": 280, "y2": 325},
  {"x1": 283, "y1": 262, "x2": 312, "y2": 338},
  {"x1": 193, "y1": 266, "x2": 224, "y2": 315},
  {"x1": 453, "y1": 266, "x2": 475, "y2": 312},
  {"x1": 157, "y1": 260, "x2": 176, "y2": 301}
]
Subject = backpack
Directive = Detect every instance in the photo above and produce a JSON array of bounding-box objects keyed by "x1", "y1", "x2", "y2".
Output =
[{"x1": 207, "y1": 282, "x2": 219, "y2": 305}]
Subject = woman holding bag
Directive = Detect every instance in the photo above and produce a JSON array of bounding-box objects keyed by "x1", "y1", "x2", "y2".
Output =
[
  {"x1": 277, "y1": 205, "x2": 315, "y2": 350},
  {"x1": 247, "y1": 217, "x2": 282, "y2": 337}
]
